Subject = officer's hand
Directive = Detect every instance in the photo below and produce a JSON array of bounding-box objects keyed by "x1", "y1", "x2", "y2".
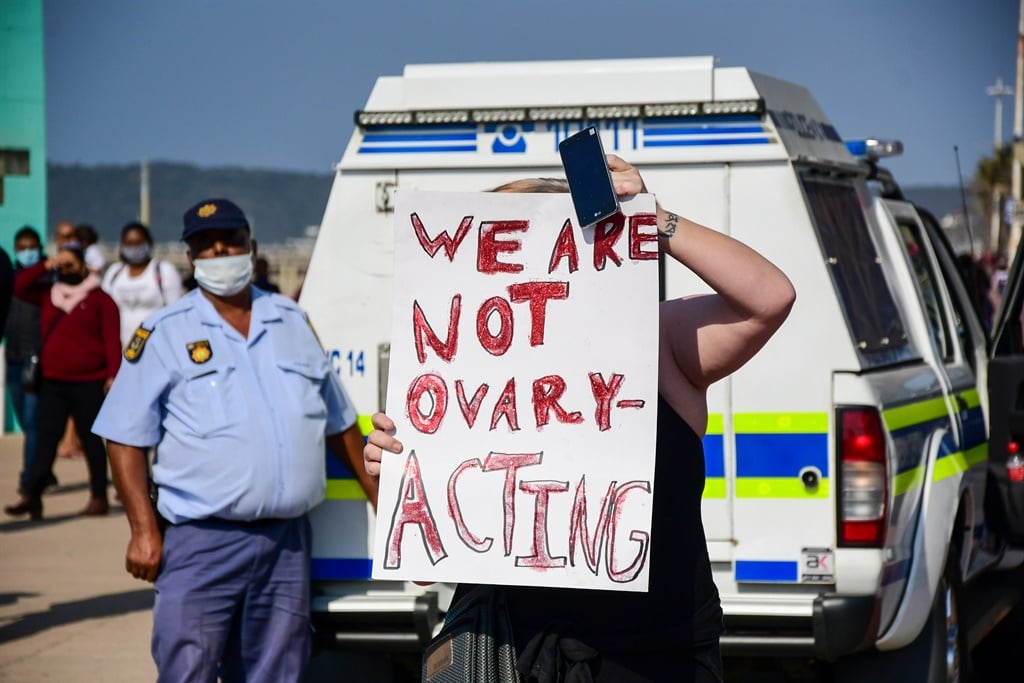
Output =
[
  {"x1": 607, "y1": 154, "x2": 648, "y2": 198},
  {"x1": 125, "y1": 528, "x2": 163, "y2": 583},
  {"x1": 363, "y1": 412, "x2": 402, "y2": 479}
]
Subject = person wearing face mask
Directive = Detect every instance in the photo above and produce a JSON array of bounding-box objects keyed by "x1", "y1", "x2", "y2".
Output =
[
  {"x1": 0, "y1": 246, "x2": 12, "y2": 338},
  {"x1": 90, "y1": 198, "x2": 377, "y2": 683},
  {"x1": 101, "y1": 222, "x2": 183, "y2": 350},
  {"x1": 4, "y1": 226, "x2": 60, "y2": 496},
  {"x1": 50, "y1": 220, "x2": 89, "y2": 463},
  {"x1": 4, "y1": 244, "x2": 121, "y2": 519}
]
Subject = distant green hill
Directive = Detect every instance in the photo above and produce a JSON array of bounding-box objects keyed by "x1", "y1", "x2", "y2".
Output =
[
  {"x1": 47, "y1": 162, "x2": 333, "y2": 245},
  {"x1": 47, "y1": 162, "x2": 973, "y2": 247}
]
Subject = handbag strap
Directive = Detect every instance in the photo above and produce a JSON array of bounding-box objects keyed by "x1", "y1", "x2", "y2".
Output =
[{"x1": 38, "y1": 309, "x2": 66, "y2": 351}]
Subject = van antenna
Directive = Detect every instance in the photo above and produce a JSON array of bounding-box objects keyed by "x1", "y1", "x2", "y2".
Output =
[{"x1": 954, "y1": 145, "x2": 978, "y2": 260}]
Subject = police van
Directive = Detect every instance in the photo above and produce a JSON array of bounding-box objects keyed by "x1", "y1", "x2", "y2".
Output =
[{"x1": 300, "y1": 56, "x2": 1024, "y2": 681}]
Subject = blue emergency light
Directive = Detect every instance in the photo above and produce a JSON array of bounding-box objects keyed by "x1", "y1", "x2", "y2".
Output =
[{"x1": 845, "y1": 138, "x2": 904, "y2": 161}]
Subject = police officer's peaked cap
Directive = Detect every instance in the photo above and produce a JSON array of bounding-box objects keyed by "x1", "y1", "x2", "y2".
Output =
[{"x1": 181, "y1": 198, "x2": 250, "y2": 241}]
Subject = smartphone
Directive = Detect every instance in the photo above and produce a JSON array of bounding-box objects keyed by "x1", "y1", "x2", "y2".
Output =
[{"x1": 558, "y1": 126, "x2": 619, "y2": 227}]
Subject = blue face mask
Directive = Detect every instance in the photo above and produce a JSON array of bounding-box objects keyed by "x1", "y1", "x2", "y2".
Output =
[{"x1": 15, "y1": 248, "x2": 40, "y2": 268}]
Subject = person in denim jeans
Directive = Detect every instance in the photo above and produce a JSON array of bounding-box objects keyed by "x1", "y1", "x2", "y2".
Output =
[{"x1": 3, "y1": 226, "x2": 55, "y2": 495}]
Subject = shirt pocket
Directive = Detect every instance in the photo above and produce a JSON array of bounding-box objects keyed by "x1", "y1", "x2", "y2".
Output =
[
  {"x1": 276, "y1": 358, "x2": 329, "y2": 418},
  {"x1": 181, "y1": 364, "x2": 246, "y2": 436}
]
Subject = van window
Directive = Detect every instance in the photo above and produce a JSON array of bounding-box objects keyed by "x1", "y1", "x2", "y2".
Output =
[
  {"x1": 918, "y1": 208, "x2": 986, "y2": 372},
  {"x1": 802, "y1": 176, "x2": 913, "y2": 367},
  {"x1": 896, "y1": 219, "x2": 952, "y2": 361}
]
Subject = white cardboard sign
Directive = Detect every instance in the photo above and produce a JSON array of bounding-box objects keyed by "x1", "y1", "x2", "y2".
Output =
[{"x1": 372, "y1": 190, "x2": 659, "y2": 591}]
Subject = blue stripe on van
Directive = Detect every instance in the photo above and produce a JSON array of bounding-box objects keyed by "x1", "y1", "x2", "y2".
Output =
[
  {"x1": 644, "y1": 125, "x2": 766, "y2": 136},
  {"x1": 311, "y1": 558, "x2": 373, "y2": 581},
  {"x1": 704, "y1": 434, "x2": 725, "y2": 478},
  {"x1": 643, "y1": 137, "x2": 770, "y2": 148},
  {"x1": 358, "y1": 145, "x2": 478, "y2": 154},
  {"x1": 881, "y1": 558, "x2": 911, "y2": 585},
  {"x1": 735, "y1": 560, "x2": 798, "y2": 582},
  {"x1": 362, "y1": 132, "x2": 478, "y2": 142},
  {"x1": 326, "y1": 455, "x2": 352, "y2": 479},
  {"x1": 962, "y1": 406, "x2": 987, "y2": 449},
  {"x1": 644, "y1": 115, "x2": 761, "y2": 126},
  {"x1": 735, "y1": 433, "x2": 829, "y2": 477},
  {"x1": 358, "y1": 124, "x2": 479, "y2": 154}
]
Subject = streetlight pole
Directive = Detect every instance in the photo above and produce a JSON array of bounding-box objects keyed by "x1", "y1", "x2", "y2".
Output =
[
  {"x1": 139, "y1": 157, "x2": 150, "y2": 226},
  {"x1": 987, "y1": 76, "x2": 1012, "y2": 149},
  {"x1": 988, "y1": 76, "x2": 1013, "y2": 252},
  {"x1": 1010, "y1": 0, "x2": 1024, "y2": 258}
]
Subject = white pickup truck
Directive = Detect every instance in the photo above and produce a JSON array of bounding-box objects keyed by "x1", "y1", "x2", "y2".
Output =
[{"x1": 300, "y1": 56, "x2": 1024, "y2": 682}]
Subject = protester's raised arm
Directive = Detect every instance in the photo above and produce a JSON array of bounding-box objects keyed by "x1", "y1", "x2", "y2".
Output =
[
  {"x1": 654, "y1": 201, "x2": 795, "y2": 394},
  {"x1": 604, "y1": 153, "x2": 795, "y2": 409}
]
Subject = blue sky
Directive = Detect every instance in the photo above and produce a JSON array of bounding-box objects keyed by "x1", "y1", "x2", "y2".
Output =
[{"x1": 44, "y1": 0, "x2": 1016, "y2": 187}]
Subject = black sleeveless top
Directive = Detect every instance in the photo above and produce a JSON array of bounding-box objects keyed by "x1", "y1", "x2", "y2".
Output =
[{"x1": 453, "y1": 394, "x2": 724, "y2": 657}]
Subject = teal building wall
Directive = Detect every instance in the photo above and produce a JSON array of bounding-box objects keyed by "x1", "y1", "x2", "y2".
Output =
[
  {"x1": 0, "y1": 0, "x2": 46, "y2": 434},
  {"x1": 1, "y1": 0, "x2": 47, "y2": 244}
]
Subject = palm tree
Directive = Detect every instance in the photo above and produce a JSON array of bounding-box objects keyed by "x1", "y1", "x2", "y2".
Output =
[{"x1": 974, "y1": 144, "x2": 1014, "y2": 253}]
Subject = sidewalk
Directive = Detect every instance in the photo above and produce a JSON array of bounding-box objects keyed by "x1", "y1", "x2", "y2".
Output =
[
  {"x1": 0, "y1": 435, "x2": 391, "y2": 683},
  {"x1": 0, "y1": 434, "x2": 155, "y2": 682}
]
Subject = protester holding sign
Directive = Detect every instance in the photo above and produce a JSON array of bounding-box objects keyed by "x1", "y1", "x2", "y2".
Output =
[{"x1": 363, "y1": 154, "x2": 796, "y2": 682}]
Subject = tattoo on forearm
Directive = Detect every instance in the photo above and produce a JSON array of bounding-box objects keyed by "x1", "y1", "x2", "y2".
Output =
[{"x1": 659, "y1": 212, "x2": 680, "y2": 238}]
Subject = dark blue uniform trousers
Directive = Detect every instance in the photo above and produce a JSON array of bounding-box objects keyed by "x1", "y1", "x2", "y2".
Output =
[{"x1": 153, "y1": 515, "x2": 312, "y2": 683}]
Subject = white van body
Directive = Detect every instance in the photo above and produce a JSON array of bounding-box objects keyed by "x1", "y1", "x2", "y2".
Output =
[{"x1": 300, "y1": 56, "x2": 1024, "y2": 680}]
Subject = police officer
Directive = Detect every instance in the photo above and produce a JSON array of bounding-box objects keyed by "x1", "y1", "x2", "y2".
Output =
[{"x1": 92, "y1": 198, "x2": 378, "y2": 682}]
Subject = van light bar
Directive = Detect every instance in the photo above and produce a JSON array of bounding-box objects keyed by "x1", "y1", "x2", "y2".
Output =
[
  {"x1": 845, "y1": 138, "x2": 904, "y2": 161},
  {"x1": 528, "y1": 106, "x2": 584, "y2": 120},
  {"x1": 415, "y1": 110, "x2": 470, "y2": 125},
  {"x1": 356, "y1": 111, "x2": 414, "y2": 126},
  {"x1": 354, "y1": 98, "x2": 764, "y2": 127},
  {"x1": 473, "y1": 109, "x2": 527, "y2": 123}
]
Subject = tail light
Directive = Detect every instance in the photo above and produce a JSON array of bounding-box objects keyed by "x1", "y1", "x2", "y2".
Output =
[{"x1": 837, "y1": 407, "x2": 888, "y2": 547}]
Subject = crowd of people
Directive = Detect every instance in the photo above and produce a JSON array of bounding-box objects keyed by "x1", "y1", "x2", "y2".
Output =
[
  {"x1": 957, "y1": 248, "x2": 1016, "y2": 334},
  {"x1": 0, "y1": 219, "x2": 284, "y2": 518},
  {"x1": 1, "y1": 204, "x2": 342, "y2": 682}
]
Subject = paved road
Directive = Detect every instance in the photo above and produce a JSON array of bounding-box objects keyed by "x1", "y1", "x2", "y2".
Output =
[
  {"x1": 0, "y1": 435, "x2": 388, "y2": 683},
  {"x1": 0, "y1": 434, "x2": 155, "y2": 682}
]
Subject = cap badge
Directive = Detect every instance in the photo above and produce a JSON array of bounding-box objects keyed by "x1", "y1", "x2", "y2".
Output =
[
  {"x1": 124, "y1": 327, "x2": 151, "y2": 362},
  {"x1": 187, "y1": 340, "x2": 212, "y2": 364},
  {"x1": 197, "y1": 203, "x2": 218, "y2": 218}
]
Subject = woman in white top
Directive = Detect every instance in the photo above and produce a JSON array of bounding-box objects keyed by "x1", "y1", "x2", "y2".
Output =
[{"x1": 101, "y1": 222, "x2": 184, "y2": 349}]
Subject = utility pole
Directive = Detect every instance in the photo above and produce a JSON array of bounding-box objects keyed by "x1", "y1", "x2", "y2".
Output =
[
  {"x1": 140, "y1": 158, "x2": 150, "y2": 226},
  {"x1": 988, "y1": 76, "x2": 1012, "y2": 148},
  {"x1": 988, "y1": 76, "x2": 1013, "y2": 252},
  {"x1": 1010, "y1": 0, "x2": 1024, "y2": 258}
]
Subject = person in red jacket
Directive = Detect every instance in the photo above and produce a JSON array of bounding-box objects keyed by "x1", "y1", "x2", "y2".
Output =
[{"x1": 5, "y1": 244, "x2": 121, "y2": 519}]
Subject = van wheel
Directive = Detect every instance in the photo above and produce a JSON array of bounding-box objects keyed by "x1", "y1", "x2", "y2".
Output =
[
  {"x1": 936, "y1": 542, "x2": 974, "y2": 683},
  {"x1": 833, "y1": 545, "x2": 973, "y2": 683}
]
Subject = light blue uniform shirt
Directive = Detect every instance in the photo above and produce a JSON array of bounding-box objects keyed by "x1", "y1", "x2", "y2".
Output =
[{"x1": 93, "y1": 287, "x2": 356, "y2": 524}]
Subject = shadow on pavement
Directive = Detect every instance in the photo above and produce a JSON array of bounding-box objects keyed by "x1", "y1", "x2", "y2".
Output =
[
  {"x1": 0, "y1": 504, "x2": 126, "y2": 532},
  {"x1": 0, "y1": 588, "x2": 153, "y2": 644}
]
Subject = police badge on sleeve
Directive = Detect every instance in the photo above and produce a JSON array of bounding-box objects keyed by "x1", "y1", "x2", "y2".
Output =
[{"x1": 124, "y1": 327, "x2": 151, "y2": 362}]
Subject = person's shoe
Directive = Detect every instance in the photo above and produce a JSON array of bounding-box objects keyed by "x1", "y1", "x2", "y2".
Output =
[
  {"x1": 78, "y1": 498, "x2": 109, "y2": 516},
  {"x1": 4, "y1": 497, "x2": 42, "y2": 520},
  {"x1": 43, "y1": 474, "x2": 59, "y2": 494}
]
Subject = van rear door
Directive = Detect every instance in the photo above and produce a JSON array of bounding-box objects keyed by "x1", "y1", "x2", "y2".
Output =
[{"x1": 987, "y1": 234, "x2": 1024, "y2": 543}]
